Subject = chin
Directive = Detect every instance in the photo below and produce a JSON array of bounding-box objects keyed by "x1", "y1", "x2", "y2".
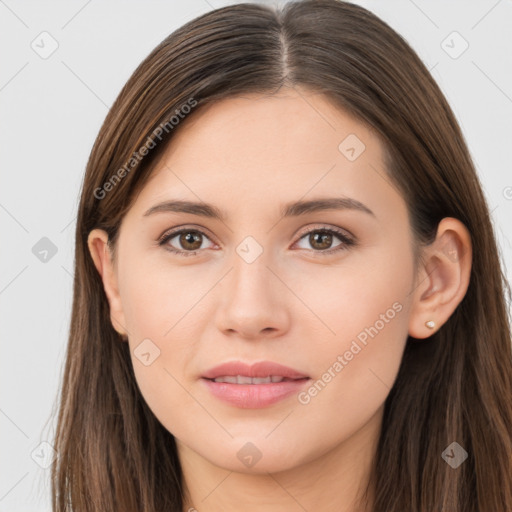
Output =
[{"x1": 190, "y1": 435, "x2": 311, "y2": 475}]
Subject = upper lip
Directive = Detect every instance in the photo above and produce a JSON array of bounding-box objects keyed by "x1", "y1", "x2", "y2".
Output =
[{"x1": 201, "y1": 361, "x2": 309, "y2": 380}]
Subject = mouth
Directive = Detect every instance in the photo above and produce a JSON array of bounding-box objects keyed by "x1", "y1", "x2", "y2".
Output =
[
  {"x1": 204, "y1": 375, "x2": 308, "y2": 384},
  {"x1": 200, "y1": 361, "x2": 311, "y2": 408}
]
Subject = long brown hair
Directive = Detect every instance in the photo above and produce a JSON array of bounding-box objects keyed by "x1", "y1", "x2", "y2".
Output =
[{"x1": 50, "y1": 1, "x2": 512, "y2": 510}]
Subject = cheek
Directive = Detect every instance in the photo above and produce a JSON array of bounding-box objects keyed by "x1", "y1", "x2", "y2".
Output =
[
  {"x1": 291, "y1": 245, "x2": 413, "y2": 434},
  {"x1": 119, "y1": 250, "x2": 210, "y2": 341},
  {"x1": 119, "y1": 257, "x2": 212, "y2": 421}
]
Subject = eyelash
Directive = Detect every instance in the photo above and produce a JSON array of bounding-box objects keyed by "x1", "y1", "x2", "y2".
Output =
[{"x1": 157, "y1": 225, "x2": 356, "y2": 257}]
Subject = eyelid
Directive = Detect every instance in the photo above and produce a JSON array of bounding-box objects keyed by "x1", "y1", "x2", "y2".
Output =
[{"x1": 294, "y1": 224, "x2": 354, "y2": 242}]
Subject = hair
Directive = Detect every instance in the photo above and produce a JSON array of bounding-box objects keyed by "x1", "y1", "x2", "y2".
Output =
[{"x1": 49, "y1": 1, "x2": 512, "y2": 510}]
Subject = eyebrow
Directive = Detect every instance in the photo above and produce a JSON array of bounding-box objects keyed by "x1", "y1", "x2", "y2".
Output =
[{"x1": 143, "y1": 197, "x2": 375, "y2": 221}]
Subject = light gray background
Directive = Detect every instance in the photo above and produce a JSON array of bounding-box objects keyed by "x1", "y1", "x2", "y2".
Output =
[{"x1": 1, "y1": 1, "x2": 511, "y2": 510}]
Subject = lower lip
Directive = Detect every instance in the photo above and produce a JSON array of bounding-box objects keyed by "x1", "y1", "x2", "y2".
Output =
[{"x1": 201, "y1": 378, "x2": 311, "y2": 408}]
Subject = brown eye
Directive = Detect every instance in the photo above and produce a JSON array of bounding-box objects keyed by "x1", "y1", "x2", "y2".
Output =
[
  {"x1": 294, "y1": 227, "x2": 355, "y2": 255},
  {"x1": 178, "y1": 231, "x2": 203, "y2": 251},
  {"x1": 159, "y1": 226, "x2": 355, "y2": 257},
  {"x1": 159, "y1": 229, "x2": 214, "y2": 255},
  {"x1": 309, "y1": 231, "x2": 334, "y2": 250}
]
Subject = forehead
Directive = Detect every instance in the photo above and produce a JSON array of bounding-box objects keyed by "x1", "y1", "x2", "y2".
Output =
[
  {"x1": 164, "y1": 88, "x2": 382, "y2": 166},
  {"x1": 125, "y1": 87, "x2": 406, "y2": 229}
]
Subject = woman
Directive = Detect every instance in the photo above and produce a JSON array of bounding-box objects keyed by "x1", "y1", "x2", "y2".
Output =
[{"x1": 51, "y1": 1, "x2": 512, "y2": 511}]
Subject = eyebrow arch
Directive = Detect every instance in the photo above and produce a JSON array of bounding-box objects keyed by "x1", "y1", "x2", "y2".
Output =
[
  {"x1": 143, "y1": 197, "x2": 375, "y2": 221},
  {"x1": 281, "y1": 197, "x2": 375, "y2": 218}
]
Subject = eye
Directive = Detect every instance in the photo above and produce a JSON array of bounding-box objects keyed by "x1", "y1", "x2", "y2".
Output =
[
  {"x1": 158, "y1": 228, "x2": 215, "y2": 256},
  {"x1": 158, "y1": 225, "x2": 355, "y2": 257},
  {"x1": 293, "y1": 227, "x2": 355, "y2": 255}
]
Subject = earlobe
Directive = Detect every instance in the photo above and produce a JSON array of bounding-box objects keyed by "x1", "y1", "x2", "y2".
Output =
[
  {"x1": 87, "y1": 228, "x2": 129, "y2": 341},
  {"x1": 408, "y1": 217, "x2": 472, "y2": 339}
]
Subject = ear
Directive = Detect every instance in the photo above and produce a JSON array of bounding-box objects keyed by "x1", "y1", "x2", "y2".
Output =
[
  {"x1": 408, "y1": 217, "x2": 472, "y2": 339},
  {"x1": 87, "y1": 228, "x2": 129, "y2": 341}
]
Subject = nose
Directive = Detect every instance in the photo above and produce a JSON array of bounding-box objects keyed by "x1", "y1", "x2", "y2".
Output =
[{"x1": 214, "y1": 249, "x2": 291, "y2": 340}]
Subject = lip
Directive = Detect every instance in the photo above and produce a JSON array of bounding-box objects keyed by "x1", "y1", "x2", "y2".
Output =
[
  {"x1": 202, "y1": 361, "x2": 309, "y2": 380},
  {"x1": 200, "y1": 361, "x2": 311, "y2": 409}
]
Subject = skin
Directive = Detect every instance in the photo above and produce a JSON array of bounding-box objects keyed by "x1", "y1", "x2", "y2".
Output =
[{"x1": 88, "y1": 86, "x2": 472, "y2": 512}]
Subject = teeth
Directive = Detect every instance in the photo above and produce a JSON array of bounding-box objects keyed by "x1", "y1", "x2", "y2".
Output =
[
  {"x1": 212, "y1": 375, "x2": 287, "y2": 384},
  {"x1": 214, "y1": 376, "x2": 238, "y2": 384},
  {"x1": 252, "y1": 377, "x2": 271, "y2": 384}
]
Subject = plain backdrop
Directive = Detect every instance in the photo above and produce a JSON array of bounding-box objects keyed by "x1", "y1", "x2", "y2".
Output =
[{"x1": 1, "y1": 1, "x2": 511, "y2": 510}]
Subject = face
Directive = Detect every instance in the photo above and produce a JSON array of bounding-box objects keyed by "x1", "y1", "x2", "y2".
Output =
[{"x1": 94, "y1": 87, "x2": 418, "y2": 474}]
